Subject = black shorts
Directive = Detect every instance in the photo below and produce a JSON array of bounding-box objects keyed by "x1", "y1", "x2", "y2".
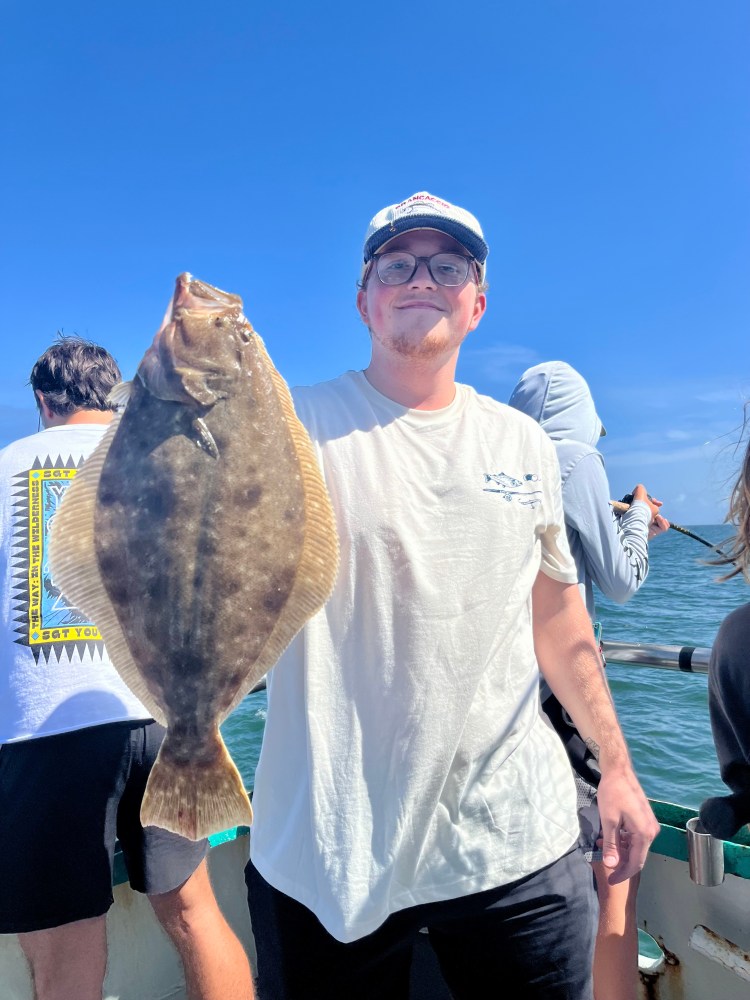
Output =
[
  {"x1": 0, "y1": 720, "x2": 209, "y2": 933},
  {"x1": 246, "y1": 847, "x2": 597, "y2": 1000}
]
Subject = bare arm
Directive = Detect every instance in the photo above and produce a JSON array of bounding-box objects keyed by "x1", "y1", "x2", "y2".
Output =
[{"x1": 532, "y1": 571, "x2": 660, "y2": 883}]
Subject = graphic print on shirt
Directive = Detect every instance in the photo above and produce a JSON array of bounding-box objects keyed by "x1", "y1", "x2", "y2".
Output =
[
  {"x1": 11, "y1": 455, "x2": 105, "y2": 663},
  {"x1": 482, "y1": 471, "x2": 542, "y2": 507}
]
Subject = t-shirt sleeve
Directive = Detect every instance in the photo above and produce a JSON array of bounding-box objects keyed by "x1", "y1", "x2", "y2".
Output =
[{"x1": 538, "y1": 433, "x2": 578, "y2": 584}]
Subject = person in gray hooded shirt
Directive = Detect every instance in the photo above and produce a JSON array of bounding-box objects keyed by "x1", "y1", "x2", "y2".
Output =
[
  {"x1": 509, "y1": 360, "x2": 669, "y2": 1000},
  {"x1": 509, "y1": 360, "x2": 668, "y2": 619}
]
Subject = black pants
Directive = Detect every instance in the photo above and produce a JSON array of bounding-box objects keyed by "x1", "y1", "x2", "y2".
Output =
[{"x1": 245, "y1": 847, "x2": 597, "y2": 999}]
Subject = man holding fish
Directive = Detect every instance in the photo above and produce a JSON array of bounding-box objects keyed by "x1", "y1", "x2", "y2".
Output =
[
  {"x1": 0, "y1": 338, "x2": 254, "y2": 1000},
  {"x1": 245, "y1": 192, "x2": 660, "y2": 998}
]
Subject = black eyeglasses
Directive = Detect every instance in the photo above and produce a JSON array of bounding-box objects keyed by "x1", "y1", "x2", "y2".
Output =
[{"x1": 371, "y1": 251, "x2": 476, "y2": 287}]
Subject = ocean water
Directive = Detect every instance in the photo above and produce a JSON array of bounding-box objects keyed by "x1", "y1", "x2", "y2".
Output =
[
  {"x1": 598, "y1": 523, "x2": 747, "y2": 809},
  {"x1": 222, "y1": 524, "x2": 749, "y2": 811}
]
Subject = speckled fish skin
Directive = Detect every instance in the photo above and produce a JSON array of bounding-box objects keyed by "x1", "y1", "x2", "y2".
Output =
[{"x1": 49, "y1": 274, "x2": 339, "y2": 839}]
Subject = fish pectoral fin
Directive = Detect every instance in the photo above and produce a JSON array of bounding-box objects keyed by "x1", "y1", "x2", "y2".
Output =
[
  {"x1": 174, "y1": 366, "x2": 230, "y2": 407},
  {"x1": 192, "y1": 417, "x2": 219, "y2": 458}
]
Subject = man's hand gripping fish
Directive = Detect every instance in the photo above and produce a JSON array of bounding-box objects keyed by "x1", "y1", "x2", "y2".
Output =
[{"x1": 49, "y1": 274, "x2": 339, "y2": 840}]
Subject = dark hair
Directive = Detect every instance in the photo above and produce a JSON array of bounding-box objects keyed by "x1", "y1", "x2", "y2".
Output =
[
  {"x1": 29, "y1": 335, "x2": 122, "y2": 417},
  {"x1": 712, "y1": 408, "x2": 750, "y2": 582}
]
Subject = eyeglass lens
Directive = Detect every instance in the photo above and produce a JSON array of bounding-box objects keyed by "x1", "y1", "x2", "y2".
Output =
[{"x1": 375, "y1": 252, "x2": 471, "y2": 287}]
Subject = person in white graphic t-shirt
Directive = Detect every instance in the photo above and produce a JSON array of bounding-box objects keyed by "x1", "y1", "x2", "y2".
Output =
[
  {"x1": 245, "y1": 192, "x2": 659, "y2": 1000},
  {"x1": 0, "y1": 336, "x2": 253, "y2": 1000}
]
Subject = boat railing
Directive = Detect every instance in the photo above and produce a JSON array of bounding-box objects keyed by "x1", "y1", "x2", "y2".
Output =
[
  {"x1": 603, "y1": 640, "x2": 711, "y2": 674},
  {"x1": 250, "y1": 640, "x2": 711, "y2": 694},
  {"x1": 249, "y1": 641, "x2": 713, "y2": 692}
]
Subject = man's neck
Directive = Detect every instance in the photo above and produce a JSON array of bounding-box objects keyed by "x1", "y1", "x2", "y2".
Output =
[
  {"x1": 43, "y1": 409, "x2": 114, "y2": 429},
  {"x1": 363, "y1": 355, "x2": 459, "y2": 410}
]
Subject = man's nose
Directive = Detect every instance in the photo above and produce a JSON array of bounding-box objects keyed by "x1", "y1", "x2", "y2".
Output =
[{"x1": 409, "y1": 259, "x2": 436, "y2": 287}]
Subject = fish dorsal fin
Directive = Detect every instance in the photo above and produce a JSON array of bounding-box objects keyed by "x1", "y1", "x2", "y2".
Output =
[
  {"x1": 48, "y1": 413, "x2": 167, "y2": 726},
  {"x1": 222, "y1": 332, "x2": 340, "y2": 720}
]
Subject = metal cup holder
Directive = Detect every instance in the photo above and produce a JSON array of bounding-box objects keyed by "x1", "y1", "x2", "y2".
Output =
[{"x1": 686, "y1": 816, "x2": 724, "y2": 886}]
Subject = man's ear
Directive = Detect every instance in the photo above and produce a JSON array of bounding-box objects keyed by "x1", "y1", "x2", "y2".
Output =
[
  {"x1": 468, "y1": 291, "x2": 487, "y2": 332},
  {"x1": 356, "y1": 288, "x2": 369, "y2": 326},
  {"x1": 35, "y1": 391, "x2": 52, "y2": 426}
]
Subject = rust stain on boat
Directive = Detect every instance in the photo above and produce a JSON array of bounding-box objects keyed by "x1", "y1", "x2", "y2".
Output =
[
  {"x1": 49, "y1": 273, "x2": 338, "y2": 839},
  {"x1": 638, "y1": 935, "x2": 682, "y2": 1000}
]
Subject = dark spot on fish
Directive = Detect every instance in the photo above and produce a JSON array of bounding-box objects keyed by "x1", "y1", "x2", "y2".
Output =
[
  {"x1": 174, "y1": 650, "x2": 205, "y2": 677},
  {"x1": 148, "y1": 578, "x2": 171, "y2": 604},
  {"x1": 137, "y1": 488, "x2": 169, "y2": 521},
  {"x1": 97, "y1": 480, "x2": 119, "y2": 509},
  {"x1": 170, "y1": 718, "x2": 202, "y2": 742},
  {"x1": 98, "y1": 557, "x2": 129, "y2": 604},
  {"x1": 244, "y1": 485, "x2": 263, "y2": 508},
  {"x1": 262, "y1": 569, "x2": 295, "y2": 613},
  {"x1": 263, "y1": 589, "x2": 289, "y2": 612}
]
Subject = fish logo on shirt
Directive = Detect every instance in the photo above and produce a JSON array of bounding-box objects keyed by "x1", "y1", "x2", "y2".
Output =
[{"x1": 482, "y1": 471, "x2": 542, "y2": 508}]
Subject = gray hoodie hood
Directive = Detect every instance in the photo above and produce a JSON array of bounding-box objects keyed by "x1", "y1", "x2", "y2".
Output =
[{"x1": 508, "y1": 361, "x2": 605, "y2": 448}]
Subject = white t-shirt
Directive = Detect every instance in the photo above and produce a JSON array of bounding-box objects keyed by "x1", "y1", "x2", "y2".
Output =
[
  {"x1": 0, "y1": 424, "x2": 150, "y2": 744},
  {"x1": 250, "y1": 371, "x2": 580, "y2": 943}
]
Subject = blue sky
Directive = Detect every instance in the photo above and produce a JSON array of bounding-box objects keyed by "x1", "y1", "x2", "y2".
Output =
[{"x1": 2, "y1": 1, "x2": 748, "y2": 523}]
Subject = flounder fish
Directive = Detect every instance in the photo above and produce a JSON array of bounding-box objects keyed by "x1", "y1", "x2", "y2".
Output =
[{"x1": 49, "y1": 273, "x2": 339, "y2": 840}]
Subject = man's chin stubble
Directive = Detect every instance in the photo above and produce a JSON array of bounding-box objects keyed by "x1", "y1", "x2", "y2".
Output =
[{"x1": 369, "y1": 327, "x2": 464, "y2": 361}]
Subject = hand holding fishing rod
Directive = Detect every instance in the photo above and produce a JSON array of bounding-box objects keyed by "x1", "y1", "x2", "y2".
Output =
[
  {"x1": 613, "y1": 484, "x2": 670, "y2": 540},
  {"x1": 612, "y1": 490, "x2": 726, "y2": 551}
]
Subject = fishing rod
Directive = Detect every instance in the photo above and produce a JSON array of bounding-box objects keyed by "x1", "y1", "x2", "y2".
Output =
[{"x1": 610, "y1": 499, "x2": 721, "y2": 550}]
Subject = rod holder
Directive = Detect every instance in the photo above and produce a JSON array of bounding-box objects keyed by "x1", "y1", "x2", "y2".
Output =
[{"x1": 686, "y1": 816, "x2": 724, "y2": 886}]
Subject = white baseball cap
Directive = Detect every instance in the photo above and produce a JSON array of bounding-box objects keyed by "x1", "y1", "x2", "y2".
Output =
[{"x1": 363, "y1": 192, "x2": 489, "y2": 269}]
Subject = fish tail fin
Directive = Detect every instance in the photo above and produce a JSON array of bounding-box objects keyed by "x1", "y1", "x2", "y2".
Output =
[{"x1": 141, "y1": 730, "x2": 253, "y2": 841}]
